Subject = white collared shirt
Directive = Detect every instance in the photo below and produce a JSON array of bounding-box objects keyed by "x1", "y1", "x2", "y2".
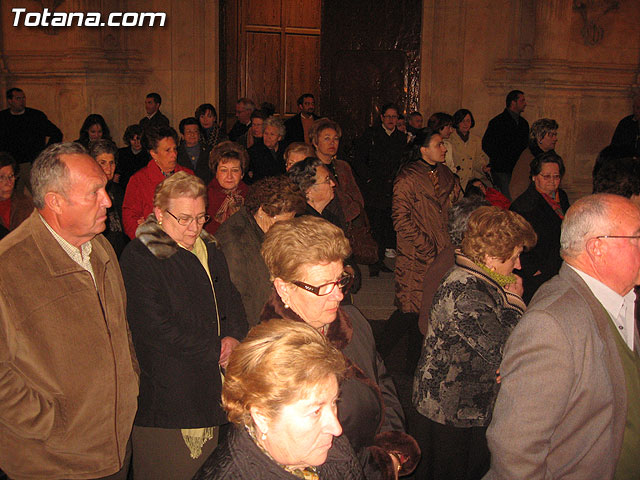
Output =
[
  {"x1": 382, "y1": 124, "x2": 395, "y2": 136},
  {"x1": 40, "y1": 214, "x2": 96, "y2": 287},
  {"x1": 569, "y1": 264, "x2": 636, "y2": 350}
]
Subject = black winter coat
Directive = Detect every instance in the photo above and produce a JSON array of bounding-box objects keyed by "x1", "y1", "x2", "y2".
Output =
[
  {"x1": 510, "y1": 183, "x2": 570, "y2": 303},
  {"x1": 193, "y1": 425, "x2": 365, "y2": 479},
  {"x1": 352, "y1": 125, "x2": 407, "y2": 208},
  {"x1": 119, "y1": 217, "x2": 248, "y2": 428},
  {"x1": 246, "y1": 142, "x2": 285, "y2": 184},
  {"x1": 481, "y1": 109, "x2": 529, "y2": 174}
]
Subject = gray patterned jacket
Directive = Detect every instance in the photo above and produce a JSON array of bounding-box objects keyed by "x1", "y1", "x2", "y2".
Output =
[{"x1": 412, "y1": 252, "x2": 525, "y2": 427}]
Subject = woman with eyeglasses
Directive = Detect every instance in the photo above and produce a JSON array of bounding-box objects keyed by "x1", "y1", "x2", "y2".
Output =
[
  {"x1": 0, "y1": 151, "x2": 33, "y2": 239},
  {"x1": 119, "y1": 171, "x2": 248, "y2": 479},
  {"x1": 288, "y1": 157, "x2": 363, "y2": 297},
  {"x1": 510, "y1": 151, "x2": 570, "y2": 303},
  {"x1": 260, "y1": 216, "x2": 420, "y2": 480}
]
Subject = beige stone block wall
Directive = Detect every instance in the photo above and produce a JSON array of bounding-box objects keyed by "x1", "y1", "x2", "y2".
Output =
[
  {"x1": 0, "y1": 0, "x2": 219, "y2": 146},
  {"x1": 420, "y1": 0, "x2": 640, "y2": 200}
]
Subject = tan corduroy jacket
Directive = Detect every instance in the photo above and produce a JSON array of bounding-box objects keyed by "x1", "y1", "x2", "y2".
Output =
[{"x1": 0, "y1": 211, "x2": 139, "y2": 480}]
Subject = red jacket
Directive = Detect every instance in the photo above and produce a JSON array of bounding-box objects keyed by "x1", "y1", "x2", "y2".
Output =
[{"x1": 122, "y1": 160, "x2": 193, "y2": 239}]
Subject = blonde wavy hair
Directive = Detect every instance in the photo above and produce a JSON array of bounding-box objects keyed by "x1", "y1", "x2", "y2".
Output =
[
  {"x1": 261, "y1": 216, "x2": 351, "y2": 282},
  {"x1": 222, "y1": 319, "x2": 346, "y2": 426},
  {"x1": 461, "y1": 206, "x2": 537, "y2": 263}
]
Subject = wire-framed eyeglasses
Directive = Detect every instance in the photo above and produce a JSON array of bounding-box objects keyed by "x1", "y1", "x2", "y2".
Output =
[
  {"x1": 292, "y1": 272, "x2": 354, "y2": 296},
  {"x1": 596, "y1": 235, "x2": 640, "y2": 241},
  {"x1": 165, "y1": 210, "x2": 210, "y2": 226}
]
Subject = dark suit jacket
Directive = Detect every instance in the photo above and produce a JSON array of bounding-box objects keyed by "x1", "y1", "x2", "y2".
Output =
[
  {"x1": 485, "y1": 263, "x2": 627, "y2": 479},
  {"x1": 283, "y1": 112, "x2": 319, "y2": 146},
  {"x1": 510, "y1": 183, "x2": 570, "y2": 303},
  {"x1": 481, "y1": 109, "x2": 529, "y2": 174},
  {"x1": 139, "y1": 111, "x2": 170, "y2": 131}
]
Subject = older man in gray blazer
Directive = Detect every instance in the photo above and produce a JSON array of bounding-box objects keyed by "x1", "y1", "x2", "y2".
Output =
[{"x1": 484, "y1": 193, "x2": 640, "y2": 480}]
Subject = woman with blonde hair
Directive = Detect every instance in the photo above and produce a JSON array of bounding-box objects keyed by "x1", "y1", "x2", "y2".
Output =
[
  {"x1": 259, "y1": 216, "x2": 420, "y2": 479},
  {"x1": 194, "y1": 319, "x2": 364, "y2": 479},
  {"x1": 413, "y1": 206, "x2": 536, "y2": 479}
]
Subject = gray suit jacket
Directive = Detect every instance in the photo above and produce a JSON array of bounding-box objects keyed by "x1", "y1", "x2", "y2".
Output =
[{"x1": 484, "y1": 263, "x2": 627, "y2": 480}]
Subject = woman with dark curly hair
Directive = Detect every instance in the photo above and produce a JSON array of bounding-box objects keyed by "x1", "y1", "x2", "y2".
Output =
[
  {"x1": 413, "y1": 206, "x2": 536, "y2": 480},
  {"x1": 74, "y1": 113, "x2": 112, "y2": 149},
  {"x1": 215, "y1": 175, "x2": 306, "y2": 325},
  {"x1": 204, "y1": 141, "x2": 250, "y2": 235}
]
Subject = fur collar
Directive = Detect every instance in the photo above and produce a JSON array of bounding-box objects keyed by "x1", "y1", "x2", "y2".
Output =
[
  {"x1": 136, "y1": 213, "x2": 219, "y2": 259},
  {"x1": 260, "y1": 291, "x2": 353, "y2": 350},
  {"x1": 454, "y1": 250, "x2": 527, "y2": 313}
]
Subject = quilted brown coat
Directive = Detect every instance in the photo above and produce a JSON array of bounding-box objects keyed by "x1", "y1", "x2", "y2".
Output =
[{"x1": 392, "y1": 160, "x2": 455, "y2": 313}]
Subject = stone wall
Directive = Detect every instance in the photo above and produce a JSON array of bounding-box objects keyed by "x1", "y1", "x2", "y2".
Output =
[
  {"x1": 420, "y1": 0, "x2": 640, "y2": 200},
  {"x1": 1, "y1": 0, "x2": 638, "y2": 199},
  {"x1": 0, "y1": 0, "x2": 218, "y2": 146}
]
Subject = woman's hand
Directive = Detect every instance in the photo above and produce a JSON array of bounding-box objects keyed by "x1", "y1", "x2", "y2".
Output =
[
  {"x1": 219, "y1": 336, "x2": 240, "y2": 368},
  {"x1": 504, "y1": 274, "x2": 524, "y2": 297},
  {"x1": 388, "y1": 452, "x2": 401, "y2": 480}
]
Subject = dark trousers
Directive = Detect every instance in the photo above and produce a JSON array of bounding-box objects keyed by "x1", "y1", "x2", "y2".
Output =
[
  {"x1": 377, "y1": 310, "x2": 422, "y2": 373},
  {"x1": 411, "y1": 416, "x2": 490, "y2": 480},
  {"x1": 365, "y1": 204, "x2": 395, "y2": 253}
]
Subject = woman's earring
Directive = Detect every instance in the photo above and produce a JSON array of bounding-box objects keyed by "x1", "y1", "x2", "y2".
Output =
[{"x1": 261, "y1": 432, "x2": 267, "y2": 440}]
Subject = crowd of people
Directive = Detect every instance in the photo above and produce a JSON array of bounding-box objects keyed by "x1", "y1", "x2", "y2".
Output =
[{"x1": 0, "y1": 85, "x2": 639, "y2": 480}]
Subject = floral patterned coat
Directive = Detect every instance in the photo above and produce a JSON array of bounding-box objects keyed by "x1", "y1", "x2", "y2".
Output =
[{"x1": 412, "y1": 252, "x2": 526, "y2": 427}]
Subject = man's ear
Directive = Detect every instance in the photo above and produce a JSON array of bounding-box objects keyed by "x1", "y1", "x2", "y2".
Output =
[
  {"x1": 585, "y1": 236, "x2": 605, "y2": 262},
  {"x1": 44, "y1": 191, "x2": 63, "y2": 214}
]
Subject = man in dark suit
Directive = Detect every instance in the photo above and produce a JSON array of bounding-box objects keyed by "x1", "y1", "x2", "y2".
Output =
[
  {"x1": 0, "y1": 87, "x2": 63, "y2": 193},
  {"x1": 283, "y1": 93, "x2": 319, "y2": 146},
  {"x1": 485, "y1": 193, "x2": 640, "y2": 479},
  {"x1": 228, "y1": 97, "x2": 255, "y2": 142},
  {"x1": 610, "y1": 95, "x2": 640, "y2": 157},
  {"x1": 481, "y1": 90, "x2": 529, "y2": 198},
  {"x1": 352, "y1": 102, "x2": 407, "y2": 276},
  {"x1": 139, "y1": 92, "x2": 170, "y2": 132}
]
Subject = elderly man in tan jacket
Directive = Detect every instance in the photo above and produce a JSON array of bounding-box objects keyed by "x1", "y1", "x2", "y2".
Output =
[
  {"x1": 485, "y1": 193, "x2": 640, "y2": 479},
  {"x1": 0, "y1": 143, "x2": 139, "y2": 480}
]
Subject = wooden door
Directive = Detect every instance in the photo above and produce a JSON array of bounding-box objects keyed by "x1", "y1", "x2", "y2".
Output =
[{"x1": 221, "y1": 0, "x2": 321, "y2": 127}]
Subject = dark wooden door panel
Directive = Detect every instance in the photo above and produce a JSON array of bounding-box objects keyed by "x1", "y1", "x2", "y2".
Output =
[
  {"x1": 285, "y1": 34, "x2": 320, "y2": 114},
  {"x1": 245, "y1": 32, "x2": 281, "y2": 107}
]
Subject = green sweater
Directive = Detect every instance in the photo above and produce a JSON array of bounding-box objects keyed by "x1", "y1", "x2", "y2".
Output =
[{"x1": 608, "y1": 320, "x2": 640, "y2": 480}]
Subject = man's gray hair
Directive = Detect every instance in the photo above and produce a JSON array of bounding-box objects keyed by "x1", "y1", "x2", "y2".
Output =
[
  {"x1": 448, "y1": 197, "x2": 490, "y2": 246},
  {"x1": 31, "y1": 142, "x2": 88, "y2": 209},
  {"x1": 560, "y1": 194, "x2": 616, "y2": 258}
]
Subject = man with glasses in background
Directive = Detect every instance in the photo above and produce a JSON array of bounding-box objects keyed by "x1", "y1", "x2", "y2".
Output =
[
  {"x1": 352, "y1": 102, "x2": 407, "y2": 276},
  {"x1": 485, "y1": 193, "x2": 640, "y2": 480}
]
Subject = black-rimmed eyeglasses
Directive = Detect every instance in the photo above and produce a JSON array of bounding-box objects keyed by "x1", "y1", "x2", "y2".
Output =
[
  {"x1": 165, "y1": 210, "x2": 210, "y2": 226},
  {"x1": 292, "y1": 272, "x2": 354, "y2": 296}
]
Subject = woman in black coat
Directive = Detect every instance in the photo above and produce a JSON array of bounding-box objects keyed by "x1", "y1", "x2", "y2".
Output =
[
  {"x1": 510, "y1": 151, "x2": 570, "y2": 303},
  {"x1": 119, "y1": 172, "x2": 247, "y2": 479}
]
